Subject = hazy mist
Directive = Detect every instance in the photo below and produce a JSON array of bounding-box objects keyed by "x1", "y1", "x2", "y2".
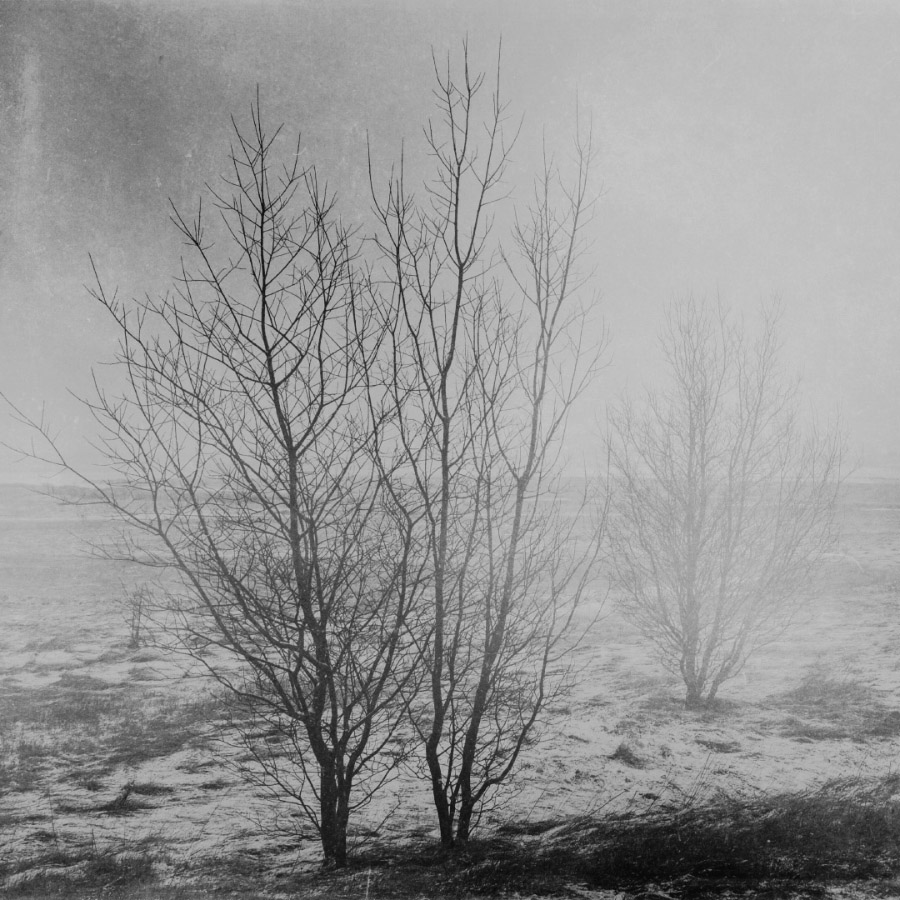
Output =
[{"x1": 4, "y1": 0, "x2": 900, "y2": 480}]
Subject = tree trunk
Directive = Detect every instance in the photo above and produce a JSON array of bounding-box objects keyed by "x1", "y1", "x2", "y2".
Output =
[
  {"x1": 319, "y1": 763, "x2": 349, "y2": 868},
  {"x1": 684, "y1": 682, "x2": 705, "y2": 710},
  {"x1": 454, "y1": 661, "x2": 492, "y2": 848},
  {"x1": 426, "y1": 742, "x2": 455, "y2": 847},
  {"x1": 456, "y1": 798, "x2": 475, "y2": 846}
]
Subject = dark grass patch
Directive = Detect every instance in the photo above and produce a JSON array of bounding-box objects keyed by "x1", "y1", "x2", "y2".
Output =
[
  {"x1": 696, "y1": 697, "x2": 743, "y2": 719},
  {"x1": 277, "y1": 839, "x2": 538, "y2": 899},
  {"x1": 0, "y1": 678, "x2": 133, "y2": 729},
  {"x1": 618, "y1": 670, "x2": 676, "y2": 693},
  {"x1": 640, "y1": 690, "x2": 689, "y2": 719},
  {"x1": 15, "y1": 813, "x2": 49, "y2": 825},
  {"x1": 21, "y1": 635, "x2": 72, "y2": 653},
  {"x1": 0, "y1": 688, "x2": 223, "y2": 802},
  {"x1": 543, "y1": 775, "x2": 900, "y2": 889},
  {"x1": 774, "y1": 671, "x2": 900, "y2": 741},
  {"x1": 96, "y1": 782, "x2": 159, "y2": 815},
  {"x1": 783, "y1": 717, "x2": 850, "y2": 741},
  {"x1": 57, "y1": 672, "x2": 118, "y2": 691},
  {"x1": 0, "y1": 674, "x2": 22, "y2": 692},
  {"x1": 1, "y1": 848, "x2": 77, "y2": 882},
  {"x1": 60, "y1": 762, "x2": 116, "y2": 786},
  {"x1": 0, "y1": 676, "x2": 223, "y2": 742},
  {"x1": 609, "y1": 741, "x2": 646, "y2": 768},
  {"x1": 695, "y1": 739, "x2": 741, "y2": 753},
  {"x1": 128, "y1": 647, "x2": 164, "y2": 663},
  {"x1": 198, "y1": 777, "x2": 230, "y2": 790},
  {"x1": 0, "y1": 738, "x2": 51, "y2": 792},
  {"x1": 175, "y1": 756, "x2": 219, "y2": 773},
  {"x1": 495, "y1": 815, "x2": 567, "y2": 837},
  {"x1": 4, "y1": 846, "x2": 155, "y2": 897},
  {"x1": 37, "y1": 889, "x2": 220, "y2": 900},
  {"x1": 131, "y1": 781, "x2": 176, "y2": 796},
  {"x1": 82, "y1": 849, "x2": 154, "y2": 883},
  {"x1": 777, "y1": 672, "x2": 875, "y2": 713},
  {"x1": 105, "y1": 692, "x2": 225, "y2": 768},
  {"x1": 127, "y1": 665, "x2": 167, "y2": 682},
  {"x1": 72, "y1": 774, "x2": 106, "y2": 791},
  {"x1": 96, "y1": 647, "x2": 131, "y2": 664}
]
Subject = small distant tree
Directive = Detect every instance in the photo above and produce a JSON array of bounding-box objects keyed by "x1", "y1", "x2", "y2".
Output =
[
  {"x1": 371, "y1": 46, "x2": 605, "y2": 846},
  {"x1": 6, "y1": 104, "x2": 423, "y2": 868},
  {"x1": 123, "y1": 584, "x2": 150, "y2": 649},
  {"x1": 607, "y1": 299, "x2": 842, "y2": 709}
]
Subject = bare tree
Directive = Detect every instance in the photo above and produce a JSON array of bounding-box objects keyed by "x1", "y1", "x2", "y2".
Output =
[
  {"x1": 370, "y1": 46, "x2": 605, "y2": 846},
  {"x1": 6, "y1": 104, "x2": 423, "y2": 868},
  {"x1": 122, "y1": 583, "x2": 150, "y2": 649},
  {"x1": 6, "y1": 50, "x2": 605, "y2": 859},
  {"x1": 607, "y1": 299, "x2": 842, "y2": 709}
]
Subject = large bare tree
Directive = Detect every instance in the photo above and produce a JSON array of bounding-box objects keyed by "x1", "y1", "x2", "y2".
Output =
[
  {"x1": 7, "y1": 50, "x2": 605, "y2": 860},
  {"x1": 371, "y1": 47, "x2": 605, "y2": 846},
  {"x1": 7, "y1": 104, "x2": 424, "y2": 867},
  {"x1": 607, "y1": 299, "x2": 842, "y2": 709}
]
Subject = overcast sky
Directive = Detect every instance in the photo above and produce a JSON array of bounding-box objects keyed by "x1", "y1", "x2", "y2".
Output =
[{"x1": 3, "y1": 0, "x2": 900, "y2": 481}]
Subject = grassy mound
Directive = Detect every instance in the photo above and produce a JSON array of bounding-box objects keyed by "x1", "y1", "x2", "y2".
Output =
[
  {"x1": 367, "y1": 774, "x2": 900, "y2": 897},
  {"x1": 564, "y1": 775, "x2": 900, "y2": 884},
  {"x1": 255, "y1": 774, "x2": 900, "y2": 898}
]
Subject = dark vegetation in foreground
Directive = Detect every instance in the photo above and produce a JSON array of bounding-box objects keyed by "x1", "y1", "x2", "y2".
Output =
[{"x1": 7, "y1": 775, "x2": 900, "y2": 899}]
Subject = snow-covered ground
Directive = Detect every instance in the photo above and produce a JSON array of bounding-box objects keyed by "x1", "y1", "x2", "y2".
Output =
[{"x1": 2, "y1": 481, "x2": 899, "y2": 893}]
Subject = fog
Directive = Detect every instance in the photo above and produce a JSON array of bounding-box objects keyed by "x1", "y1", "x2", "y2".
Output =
[{"x1": 4, "y1": 0, "x2": 900, "y2": 481}]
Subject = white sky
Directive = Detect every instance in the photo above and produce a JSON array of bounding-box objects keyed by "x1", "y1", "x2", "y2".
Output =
[{"x1": 3, "y1": 0, "x2": 900, "y2": 481}]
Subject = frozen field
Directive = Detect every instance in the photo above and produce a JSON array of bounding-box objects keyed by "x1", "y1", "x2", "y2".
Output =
[{"x1": 2, "y1": 480, "x2": 900, "y2": 898}]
